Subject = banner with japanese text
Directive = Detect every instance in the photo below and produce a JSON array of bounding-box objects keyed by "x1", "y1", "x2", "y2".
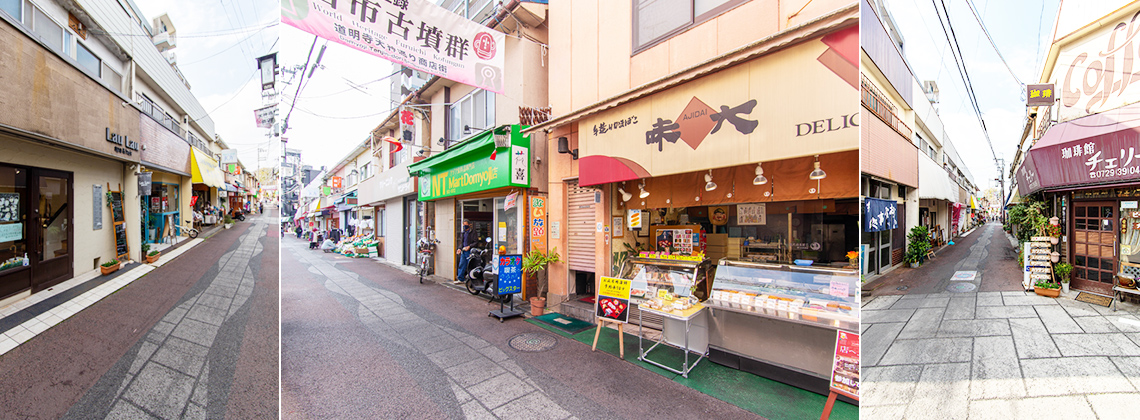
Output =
[
  {"x1": 830, "y1": 330, "x2": 859, "y2": 400},
  {"x1": 596, "y1": 276, "x2": 631, "y2": 323},
  {"x1": 282, "y1": 0, "x2": 506, "y2": 93}
]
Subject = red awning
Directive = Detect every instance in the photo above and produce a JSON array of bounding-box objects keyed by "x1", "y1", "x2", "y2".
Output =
[{"x1": 1017, "y1": 102, "x2": 1140, "y2": 195}]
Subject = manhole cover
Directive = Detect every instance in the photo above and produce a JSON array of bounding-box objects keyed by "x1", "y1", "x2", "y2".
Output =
[
  {"x1": 508, "y1": 332, "x2": 558, "y2": 352},
  {"x1": 947, "y1": 282, "x2": 977, "y2": 293},
  {"x1": 951, "y1": 271, "x2": 977, "y2": 281},
  {"x1": 896, "y1": 286, "x2": 909, "y2": 291}
]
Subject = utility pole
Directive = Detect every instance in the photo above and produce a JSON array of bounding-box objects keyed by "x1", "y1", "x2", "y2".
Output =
[{"x1": 997, "y1": 158, "x2": 1006, "y2": 223}]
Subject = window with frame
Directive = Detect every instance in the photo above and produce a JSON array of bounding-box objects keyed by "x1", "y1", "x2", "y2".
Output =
[
  {"x1": 448, "y1": 89, "x2": 495, "y2": 142},
  {"x1": 31, "y1": 3, "x2": 62, "y2": 52},
  {"x1": 633, "y1": 0, "x2": 746, "y2": 53},
  {"x1": 0, "y1": 0, "x2": 19, "y2": 21},
  {"x1": 75, "y1": 41, "x2": 100, "y2": 77}
]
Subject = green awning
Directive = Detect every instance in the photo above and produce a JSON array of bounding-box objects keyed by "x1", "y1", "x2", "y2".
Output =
[{"x1": 407, "y1": 126, "x2": 503, "y2": 177}]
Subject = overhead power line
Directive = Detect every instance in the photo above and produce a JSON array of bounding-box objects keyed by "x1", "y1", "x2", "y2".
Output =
[
  {"x1": 963, "y1": 0, "x2": 1023, "y2": 86},
  {"x1": 932, "y1": 0, "x2": 999, "y2": 165}
]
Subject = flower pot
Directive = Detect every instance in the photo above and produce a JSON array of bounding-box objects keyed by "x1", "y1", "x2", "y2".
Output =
[
  {"x1": 100, "y1": 261, "x2": 120, "y2": 275},
  {"x1": 1062, "y1": 282, "x2": 1070, "y2": 294},
  {"x1": 1050, "y1": 237, "x2": 1059, "y2": 245},
  {"x1": 910, "y1": 262, "x2": 920, "y2": 268},
  {"x1": 146, "y1": 252, "x2": 161, "y2": 264},
  {"x1": 530, "y1": 297, "x2": 546, "y2": 317},
  {"x1": 1035, "y1": 287, "x2": 1060, "y2": 298},
  {"x1": 1050, "y1": 252, "x2": 1060, "y2": 263}
]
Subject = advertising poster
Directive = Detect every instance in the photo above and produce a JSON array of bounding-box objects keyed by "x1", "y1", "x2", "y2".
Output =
[
  {"x1": 830, "y1": 330, "x2": 860, "y2": 400},
  {"x1": 596, "y1": 276, "x2": 632, "y2": 323},
  {"x1": 0, "y1": 223, "x2": 21, "y2": 242},
  {"x1": 530, "y1": 197, "x2": 546, "y2": 252},
  {"x1": 0, "y1": 193, "x2": 18, "y2": 222},
  {"x1": 497, "y1": 255, "x2": 522, "y2": 295},
  {"x1": 737, "y1": 203, "x2": 766, "y2": 225},
  {"x1": 709, "y1": 206, "x2": 729, "y2": 226}
]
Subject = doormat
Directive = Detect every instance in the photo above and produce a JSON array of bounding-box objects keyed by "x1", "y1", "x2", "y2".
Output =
[
  {"x1": 1075, "y1": 292, "x2": 1113, "y2": 307},
  {"x1": 578, "y1": 296, "x2": 596, "y2": 304},
  {"x1": 531, "y1": 313, "x2": 594, "y2": 335}
]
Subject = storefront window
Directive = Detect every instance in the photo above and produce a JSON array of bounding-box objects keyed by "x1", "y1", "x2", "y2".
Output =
[
  {"x1": 494, "y1": 196, "x2": 520, "y2": 254},
  {"x1": 0, "y1": 165, "x2": 28, "y2": 272}
]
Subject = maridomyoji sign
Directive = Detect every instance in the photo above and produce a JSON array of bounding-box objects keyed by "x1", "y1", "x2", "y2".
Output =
[
  {"x1": 282, "y1": 0, "x2": 506, "y2": 93},
  {"x1": 412, "y1": 126, "x2": 530, "y2": 201}
]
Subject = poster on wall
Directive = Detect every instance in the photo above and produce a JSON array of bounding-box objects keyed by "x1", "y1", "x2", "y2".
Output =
[
  {"x1": 737, "y1": 204, "x2": 766, "y2": 225},
  {"x1": 709, "y1": 206, "x2": 729, "y2": 226},
  {"x1": 612, "y1": 217, "x2": 623, "y2": 237},
  {"x1": 596, "y1": 276, "x2": 632, "y2": 323},
  {"x1": 627, "y1": 209, "x2": 642, "y2": 230},
  {"x1": 0, "y1": 223, "x2": 21, "y2": 242},
  {"x1": 1, "y1": 193, "x2": 20, "y2": 222},
  {"x1": 530, "y1": 197, "x2": 546, "y2": 252}
]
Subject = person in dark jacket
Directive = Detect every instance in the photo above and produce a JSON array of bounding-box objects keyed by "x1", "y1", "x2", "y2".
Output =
[{"x1": 456, "y1": 219, "x2": 476, "y2": 282}]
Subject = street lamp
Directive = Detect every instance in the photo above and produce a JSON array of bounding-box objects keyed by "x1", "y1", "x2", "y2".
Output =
[{"x1": 257, "y1": 53, "x2": 278, "y2": 91}]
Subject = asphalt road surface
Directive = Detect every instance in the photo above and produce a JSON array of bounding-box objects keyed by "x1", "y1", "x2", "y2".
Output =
[
  {"x1": 280, "y1": 234, "x2": 757, "y2": 419},
  {"x1": 0, "y1": 210, "x2": 279, "y2": 419}
]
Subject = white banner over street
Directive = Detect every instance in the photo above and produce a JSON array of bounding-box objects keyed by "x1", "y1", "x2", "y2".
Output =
[
  {"x1": 254, "y1": 104, "x2": 277, "y2": 128},
  {"x1": 282, "y1": 0, "x2": 506, "y2": 93}
]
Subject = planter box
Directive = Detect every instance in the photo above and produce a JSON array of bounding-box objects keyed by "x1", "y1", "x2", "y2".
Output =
[
  {"x1": 146, "y1": 253, "x2": 161, "y2": 264},
  {"x1": 1035, "y1": 287, "x2": 1061, "y2": 298},
  {"x1": 100, "y1": 261, "x2": 121, "y2": 275}
]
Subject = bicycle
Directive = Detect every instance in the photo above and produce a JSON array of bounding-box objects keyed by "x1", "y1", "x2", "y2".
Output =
[
  {"x1": 179, "y1": 219, "x2": 200, "y2": 240},
  {"x1": 416, "y1": 236, "x2": 440, "y2": 284}
]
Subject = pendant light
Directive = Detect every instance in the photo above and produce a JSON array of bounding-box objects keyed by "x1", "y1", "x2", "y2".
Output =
[
  {"x1": 809, "y1": 155, "x2": 827, "y2": 180},
  {"x1": 704, "y1": 169, "x2": 717, "y2": 191},
  {"x1": 753, "y1": 163, "x2": 768, "y2": 185}
]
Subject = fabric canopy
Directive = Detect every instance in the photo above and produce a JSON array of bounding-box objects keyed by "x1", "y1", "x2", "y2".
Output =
[
  {"x1": 1017, "y1": 101, "x2": 1140, "y2": 195},
  {"x1": 190, "y1": 149, "x2": 225, "y2": 188},
  {"x1": 864, "y1": 197, "x2": 898, "y2": 233}
]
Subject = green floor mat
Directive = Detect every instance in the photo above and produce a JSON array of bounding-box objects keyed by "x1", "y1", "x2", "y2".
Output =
[
  {"x1": 566, "y1": 326, "x2": 858, "y2": 420},
  {"x1": 531, "y1": 313, "x2": 595, "y2": 335}
]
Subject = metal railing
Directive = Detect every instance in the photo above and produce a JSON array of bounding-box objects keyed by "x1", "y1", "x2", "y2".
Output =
[
  {"x1": 861, "y1": 75, "x2": 913, "y2": 139},
  {"x1": 137, "y1": 95, "x2": 186, "y2": 138}
]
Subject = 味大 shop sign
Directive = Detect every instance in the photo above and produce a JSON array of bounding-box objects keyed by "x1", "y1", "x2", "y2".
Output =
[
  {"x1": 579, "y1": 29, "x2": 858, "y2": 186},
  {"x1": 282, "y1": 0, "x2": 506, "y2": 93}
]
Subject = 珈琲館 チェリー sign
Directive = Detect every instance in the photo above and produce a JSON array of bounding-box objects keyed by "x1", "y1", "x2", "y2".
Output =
[{"x1": 578, "y1": 28, "x2": 858, "y2": 186}]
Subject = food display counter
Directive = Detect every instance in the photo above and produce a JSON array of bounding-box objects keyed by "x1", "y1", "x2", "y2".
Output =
[
  {"x1": 706, "y1": 259, "x2": 858, "y2": 402},
  {"x1": 619, "y1": 255, "x2": 715, "y2": 356}
]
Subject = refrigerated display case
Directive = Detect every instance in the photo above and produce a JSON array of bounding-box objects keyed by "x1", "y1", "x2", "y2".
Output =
[{"x1": 705, "y1": 259, "x2": 858, "y2": 402}]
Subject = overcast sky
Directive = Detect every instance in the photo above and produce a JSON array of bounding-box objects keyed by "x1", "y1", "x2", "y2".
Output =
[
  {"x1": 881, "y1": 0, "x2": 1061, "y2": 195},
  {"x1": 133, "y1": 0, "x2": 279, "y2": 170},
  {"x1": 277, "y1": 24, "x2": 402, "y2": 171}
]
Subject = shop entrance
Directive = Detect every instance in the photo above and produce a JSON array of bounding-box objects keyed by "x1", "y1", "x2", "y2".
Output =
[
  {"x1": 0, "y1": 165, "x2": 73, "y2": 299},
  {"x1": 1072, "y1": 201, "x2": 1116, "y2": 294},
  {"x1": 404, "y1": 196, "x2": 417, "y2": 265}
]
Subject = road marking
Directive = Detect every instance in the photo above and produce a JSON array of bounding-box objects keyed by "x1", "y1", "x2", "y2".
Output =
[{"x1": 952, "y1": 271, "x2": 977, "y2": 281}]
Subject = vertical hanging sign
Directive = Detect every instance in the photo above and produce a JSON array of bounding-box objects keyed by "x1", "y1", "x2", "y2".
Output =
[{"x1": 530, "y1": 196, "x2": 546, "y2": 252}]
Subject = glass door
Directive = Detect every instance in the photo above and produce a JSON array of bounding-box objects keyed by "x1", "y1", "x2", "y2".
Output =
[
  {"x1": 31, "y1": 169, "x2": 71, "y2": 291},
  {"x1": 1072, "y1": 201, "x2": 1115, "y2": 294}
]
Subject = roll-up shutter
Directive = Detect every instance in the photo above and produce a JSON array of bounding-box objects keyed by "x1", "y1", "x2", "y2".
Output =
[{"x1": 567, "y1": 181, "x2": 597, "y2": 272}]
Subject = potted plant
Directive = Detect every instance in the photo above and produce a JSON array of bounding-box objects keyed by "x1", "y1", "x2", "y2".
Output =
[
  {"x1": 1034, "y1": 279, "x2": 1061, "y2": 298},
  {"x1": 146, "y1": 250, "x2": 161, "y2": 263},
  {"x1": 223, "y1": 214, "x2": 234, "y2": 229},
  {"x1": 905, "y1": 226, "x2": 931, "y2": 268},
  {"x1": 1054, "y1": 262, "x2": 1072, "y2": 293},
  {"x1": 521, "y1": 247, "x2": 562, "y2": 317},
  {"x1": 100, "y1": 259, "x2": 120, "y2": 275},
  {"x1": 846, "y1": 250, "x2": 859, "y2": 269}
]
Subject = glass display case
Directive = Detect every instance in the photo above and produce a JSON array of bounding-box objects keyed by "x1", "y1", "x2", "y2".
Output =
[
  {"x1": 620, "y1": 255, "x2": 714, "y2": 303},
  {"x1": 707, "y1": 260, "x2": 858, "y2": 330}
]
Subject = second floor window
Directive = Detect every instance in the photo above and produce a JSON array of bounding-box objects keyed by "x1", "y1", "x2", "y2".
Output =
[
  {"x1": 449, "y1": 89, "x2": 495, "y2": 142},
  {"x1": 633, "y1": 0, "x2": 746, "y2": 53}
]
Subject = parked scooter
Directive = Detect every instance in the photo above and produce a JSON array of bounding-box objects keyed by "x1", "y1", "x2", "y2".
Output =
[{"x1": 465, "y1": 238, "x2": 506, "y2": 302}]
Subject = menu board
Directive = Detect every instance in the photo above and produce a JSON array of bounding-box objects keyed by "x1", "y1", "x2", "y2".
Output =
[
  {"x1": 596, "y1": 276, "x2": 632, "y2": 323},
  {"x1": 497, "y1": 254, "x2": 522, "y2": 295},
  {"x1": 110, "y1": 191, "x2": 124, "y2": 223},
  {"x1": 829, "y1": 330, "x2": 860, "y2": 400},
  {"x1": 115, "y1": 223, "x2": 128, "y2": 257}
]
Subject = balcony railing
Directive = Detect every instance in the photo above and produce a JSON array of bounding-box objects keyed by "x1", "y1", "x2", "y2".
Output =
[
  {"x1": 861, "y1": 75, "x2": 913, "y2": 139},
  {"x1": 137, "y1": 94, "x2": 218, "y2": 159}
]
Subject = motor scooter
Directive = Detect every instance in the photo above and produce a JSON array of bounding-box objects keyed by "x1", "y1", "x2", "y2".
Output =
[{"x1": 466, "y1": 238, "x2": 508, "y2": 303}]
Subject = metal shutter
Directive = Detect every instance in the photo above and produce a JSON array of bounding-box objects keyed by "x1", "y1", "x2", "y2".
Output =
[{"x1": 567, "y1": 181, "x2": 597, "y2": 272}]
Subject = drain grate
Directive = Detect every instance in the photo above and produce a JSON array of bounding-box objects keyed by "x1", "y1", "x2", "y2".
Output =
[
  {"x1": 896, "y1": 286, "x2": 908, "y2": 291},
  {"x1": 947, "y1": 283, "x2": 977, "y2": 293},
  {"x1": 508, "y1": 332, "x2": 558, "y2": 352}
]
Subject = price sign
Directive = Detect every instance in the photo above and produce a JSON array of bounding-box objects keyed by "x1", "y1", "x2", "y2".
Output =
[
  {"x1": 830, "y1": 330, "x2": 860, "y2": 400},
  {"x1": 829, "y1": 279, "x2": 850, "y2": 298},
  {"x1": 497, "y1": 254, "x2": 522, "y2": 295},
  {"x1": 597, "y1": 276, "x2": 632, "y2": 323}
]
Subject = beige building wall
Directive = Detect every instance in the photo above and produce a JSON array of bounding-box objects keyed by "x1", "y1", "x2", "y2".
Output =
[{"x1": 549, "y1": 0, "x2": 853, "y2": 115}]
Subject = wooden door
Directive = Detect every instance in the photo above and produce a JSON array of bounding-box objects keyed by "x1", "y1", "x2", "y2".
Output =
[{"x1": 1072, "y1": 201, "x2": 1116, "y2": 294}]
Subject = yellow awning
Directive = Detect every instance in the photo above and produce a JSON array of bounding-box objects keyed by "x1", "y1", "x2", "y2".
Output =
[{"x1": 190, "y1": 149, "x2": 225, "y2": 188}]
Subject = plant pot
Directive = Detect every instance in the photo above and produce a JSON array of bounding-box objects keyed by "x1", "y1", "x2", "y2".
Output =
[
  {"x1": 910, "y1": 262, "x2": 920, "y2": 268},
  {"x1": 1035, "y1": 287, "x2": 1061, "y2": 298},
  {"x1": 1050, "y1": 237, "x2": 1059, "y2": 245},
  {"x1": 1050, "y1": 252, "x2": 1060, "y2": 263},
  {"x1": 225, "y1": 223, "x2": 233, "y2": 229},
  {"x1": 100, "y1": 261, "x2": 120, "y2": 275},
  {"x1": 530, "y1": 297, "x2": 546, "y2": 317},
  {"x1": 146, "y1": 252, "x2": 161, "y2": 263},
  {"x1": 1062, "y1": 282, "x2": 1070, "y2": 294}
]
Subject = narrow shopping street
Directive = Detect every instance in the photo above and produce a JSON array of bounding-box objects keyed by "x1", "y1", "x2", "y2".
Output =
[
  {"x1": 862, "y1": 223, "x2": 1140, "y2": 418},
  {"x1": 280, "y1": 233, "x2": 848, "y2": 420},
  {"x1": 0, "y1": 211, "x2": 279, "y2": 419}
]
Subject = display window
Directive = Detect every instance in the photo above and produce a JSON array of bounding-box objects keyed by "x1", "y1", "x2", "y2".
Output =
[{"x1": 0, "y1": 165, "x2": 28, "y2": 274}]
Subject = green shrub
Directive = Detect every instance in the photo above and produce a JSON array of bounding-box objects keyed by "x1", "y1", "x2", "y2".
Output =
[
  {"x1": 905, "y1": 226, "x2": 931, "y2": 264},
  {"x1": 101, "y1": 259, "x2": 118, "y2": 268}
]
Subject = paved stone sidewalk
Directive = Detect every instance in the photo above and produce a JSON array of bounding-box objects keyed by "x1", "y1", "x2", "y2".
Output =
[
  {"x1": 289, "y1": 241, "x2": 577, "y2": 420},
  {"x1": 863, "y1": 291, "x2": 1140, "y2": 419}
]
